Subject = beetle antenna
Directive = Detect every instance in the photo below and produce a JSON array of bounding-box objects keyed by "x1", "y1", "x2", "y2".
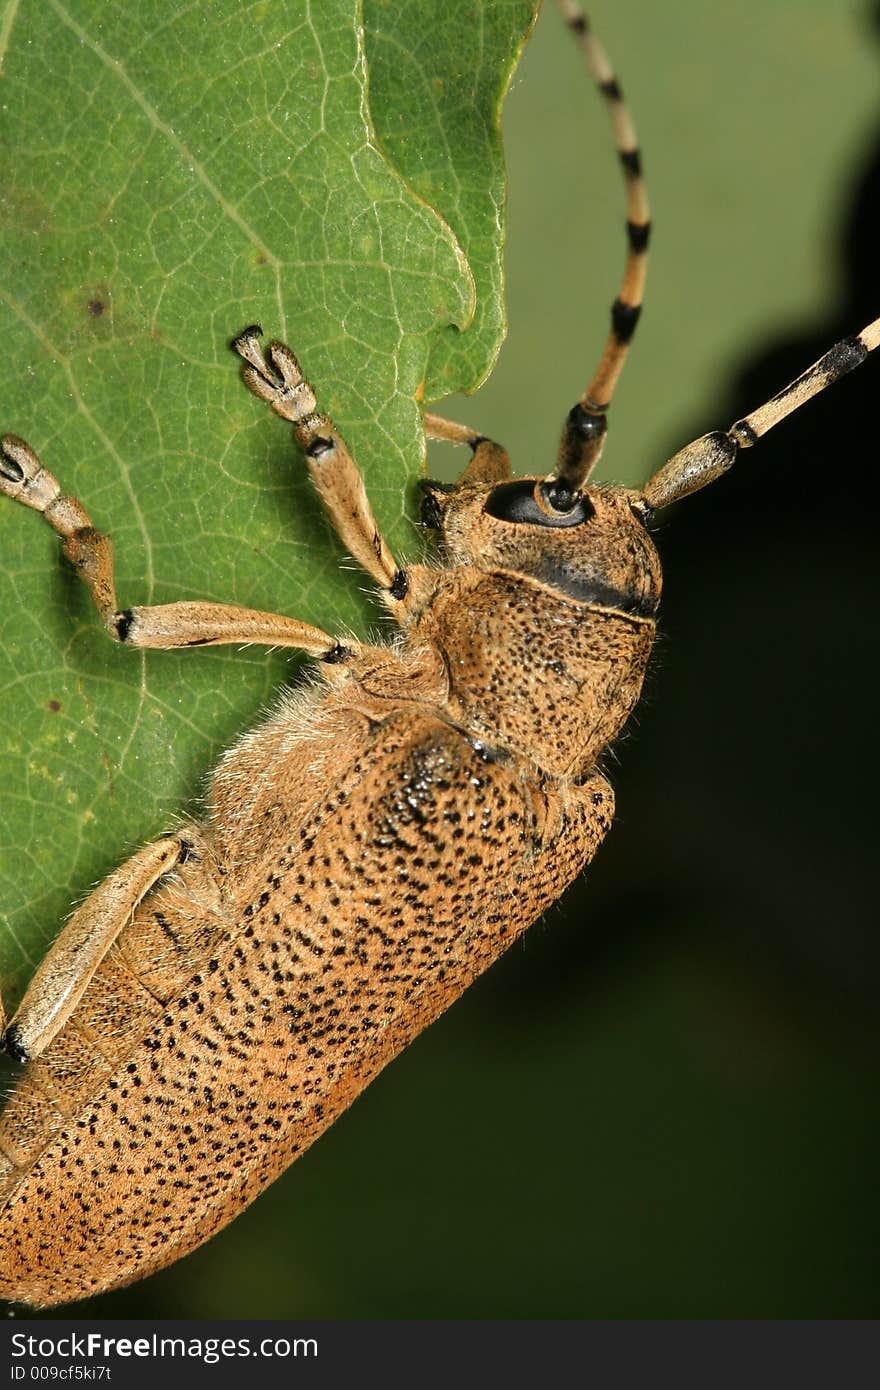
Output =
[
  {"x1": 551, "y1": 1, "x2": 650, "y2": 500},
  {"x1": 642, "y1": 315, "x2": 880, "y2": 510}
]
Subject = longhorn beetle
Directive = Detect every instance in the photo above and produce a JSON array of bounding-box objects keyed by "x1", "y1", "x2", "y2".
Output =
[{"x1": 0, "y1": 0, "x2": 877, "y2": 1308}]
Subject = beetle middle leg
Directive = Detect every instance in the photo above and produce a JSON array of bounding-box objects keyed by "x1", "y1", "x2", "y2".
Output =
[{"x1": 0, "y1": 434, "x2": 355, "y2": 660}]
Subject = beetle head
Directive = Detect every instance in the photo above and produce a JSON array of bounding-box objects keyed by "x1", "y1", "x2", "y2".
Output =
[{"x1": 420, "y1": 474, "x2": 661, "y2": 620}]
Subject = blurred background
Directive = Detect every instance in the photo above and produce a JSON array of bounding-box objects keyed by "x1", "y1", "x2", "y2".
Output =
[{"x1": 16, "y1": 0, "x2": 880, "y2": 1317}]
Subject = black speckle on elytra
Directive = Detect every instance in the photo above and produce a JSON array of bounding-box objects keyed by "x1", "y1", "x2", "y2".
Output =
[{"x1": 0, "y1": 711, "x2": 614, "y2": 1303}]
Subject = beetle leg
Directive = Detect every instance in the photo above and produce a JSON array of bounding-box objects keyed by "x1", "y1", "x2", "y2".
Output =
[
  {"x1": 232, "y1": 326, "x2": 410, "y2": 606},
  {"x1": 106, "y1": 603, "x2": 353, "y2": 659},
  {"x1": 423, "y1": 412, "x2": 511, "y2": 486},
  {"x1": 0, "y1": 435, "x2": 357, "y2": 661},
  {"x1": 1, "y1": 830, "x2": 208, "y2": 1063}
]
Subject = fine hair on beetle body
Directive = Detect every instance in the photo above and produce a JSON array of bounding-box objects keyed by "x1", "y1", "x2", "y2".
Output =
[{"x1": 1, "y1": 1, "x2": 879, "y2": 1316}]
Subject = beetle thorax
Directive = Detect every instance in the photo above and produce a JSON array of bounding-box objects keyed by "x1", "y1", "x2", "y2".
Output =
[{"x1": 415, "y1": 479, "x2": 662, "y2": 778}]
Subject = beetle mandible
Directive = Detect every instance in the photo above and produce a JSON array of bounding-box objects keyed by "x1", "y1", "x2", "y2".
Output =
[{"x1": 1, "y1": 0, "x2": 878, "y2": 1308}]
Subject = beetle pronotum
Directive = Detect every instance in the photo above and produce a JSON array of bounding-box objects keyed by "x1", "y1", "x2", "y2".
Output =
[{"x1": 1, "y1": 2, "x2": 878, "y2": 1312}]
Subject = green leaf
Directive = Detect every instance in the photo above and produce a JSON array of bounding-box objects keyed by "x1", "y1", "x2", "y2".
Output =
[
  {"x1": 365, "y1": 0, "x2": 539, "y2": 396},
  {"x1": 0, "y1": 0, "x2": 539, "y2": 1003}
]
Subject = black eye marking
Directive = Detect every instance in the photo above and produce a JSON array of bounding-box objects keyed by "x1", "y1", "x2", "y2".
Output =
[{"x1": 484, "y1": 480, "x2": 595, "y2": 528}]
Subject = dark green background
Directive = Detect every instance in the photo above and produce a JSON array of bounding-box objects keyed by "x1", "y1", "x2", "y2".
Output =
[{"x1": 9, "y1": 0, "x2": 880, "y2": 1317}]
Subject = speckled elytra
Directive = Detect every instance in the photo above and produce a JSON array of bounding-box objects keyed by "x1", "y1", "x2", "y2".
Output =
[{"x1": 1, "y1": 1, "x2": 878, "y2": 1308}]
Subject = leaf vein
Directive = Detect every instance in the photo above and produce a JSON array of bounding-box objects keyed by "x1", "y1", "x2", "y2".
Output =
[
  {"x1": 0, "y1": 0, "x2": 20, "y2": 74},
  {"x1": 46, "y1": 0, "x2": 288, "y2": 338}
]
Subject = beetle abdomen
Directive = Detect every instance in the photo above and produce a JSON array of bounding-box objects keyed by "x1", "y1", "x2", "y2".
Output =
[{"x1": 0, "y1": 710, "x2": 613, "y2": 1306}]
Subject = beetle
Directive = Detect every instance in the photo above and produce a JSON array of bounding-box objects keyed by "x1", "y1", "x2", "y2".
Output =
[{"x1": 1, "y1": 1, "x2": 878, "y2": 1310}]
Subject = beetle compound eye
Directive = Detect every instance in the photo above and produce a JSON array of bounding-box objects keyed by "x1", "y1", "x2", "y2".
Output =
[{"x1": 484, "y1": 480, "x2": 595, "y2": 528}]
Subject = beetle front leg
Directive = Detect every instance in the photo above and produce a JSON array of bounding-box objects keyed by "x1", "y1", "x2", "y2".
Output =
[
  {"x1": 233, "y1": 326, "x2": 410, "y2": 605},
  {"x1": 423, "y1": 411, "x2": 511, "y2": 486}
]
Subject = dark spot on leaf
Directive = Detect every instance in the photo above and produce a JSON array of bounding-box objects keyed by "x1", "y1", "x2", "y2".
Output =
[
  {"x1": 47, "y1": 699, "x2": 61, "y2": 712},
  {"x1": 87, "y1": 299, "x2": 105, "y2": 317}
]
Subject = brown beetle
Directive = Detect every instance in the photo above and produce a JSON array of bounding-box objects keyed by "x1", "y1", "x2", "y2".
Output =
[{"x1": 0, "y1": 2, "x2": 878, "y2": 1308}]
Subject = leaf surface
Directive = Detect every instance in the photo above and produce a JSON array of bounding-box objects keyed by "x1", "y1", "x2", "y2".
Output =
[
  {"x1": 366, "y1": 0, "x2": 539, "y2": 395},
  {"x1": 0, "y1": 0, "x2": 538, "y2": 1000}
]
